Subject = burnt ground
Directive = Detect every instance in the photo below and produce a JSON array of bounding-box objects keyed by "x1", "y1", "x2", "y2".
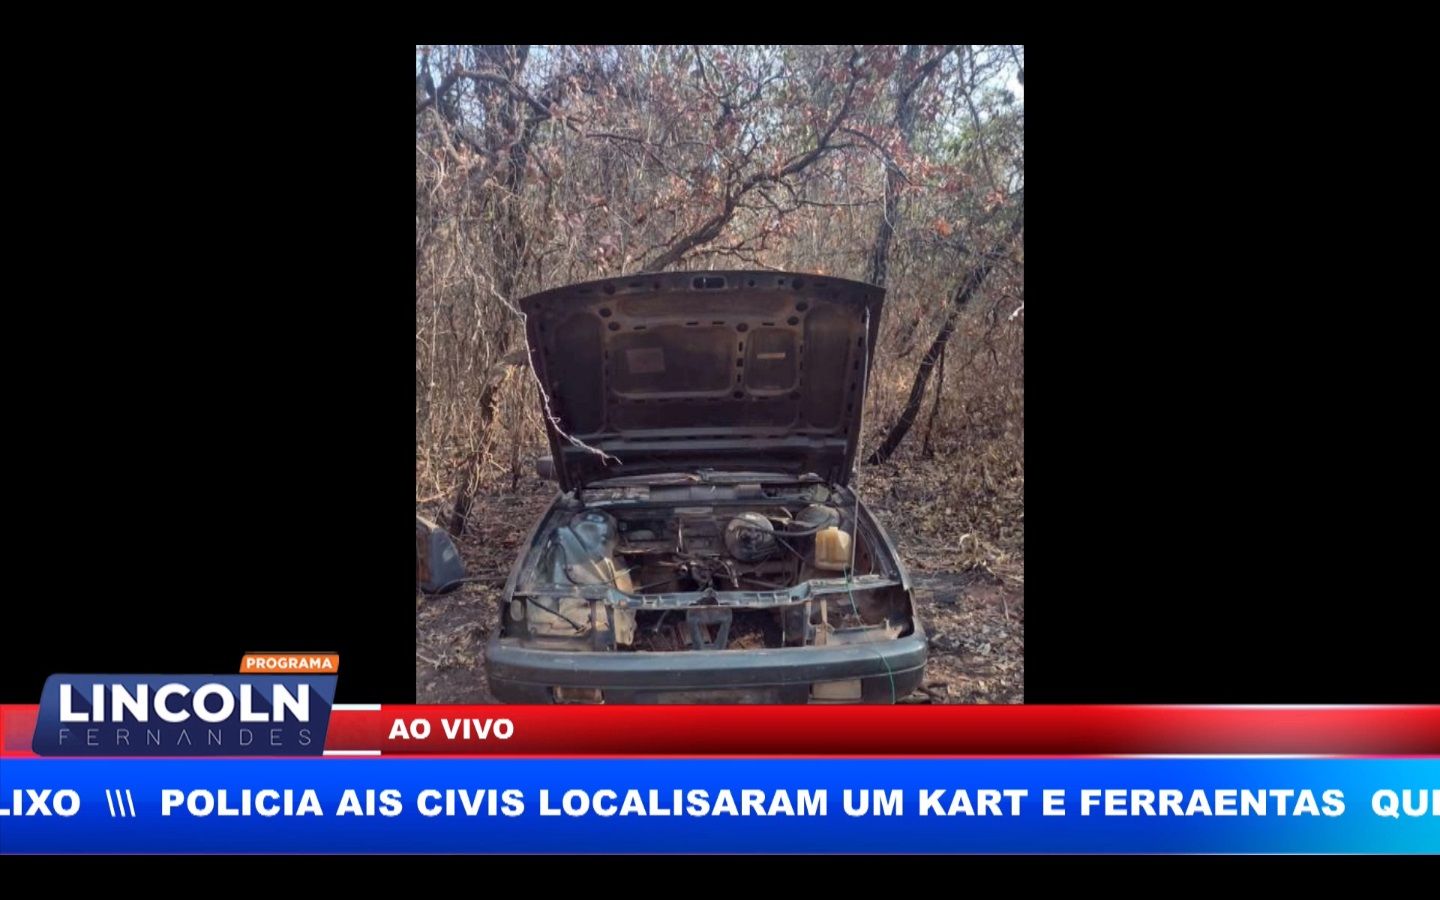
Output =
[{"x1": 417, "y1": 463, "x2": 1023, "y2": 704}]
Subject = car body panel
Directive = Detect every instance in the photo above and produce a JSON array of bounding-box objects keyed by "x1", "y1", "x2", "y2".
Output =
[{"x1": 518, "y1": 270, "x2": 883, "y2": 492}]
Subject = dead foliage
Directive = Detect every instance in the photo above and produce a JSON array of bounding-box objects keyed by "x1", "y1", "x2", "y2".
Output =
[{"x1": 415, "y1": 45, "x2": 1024, "y2": 703}]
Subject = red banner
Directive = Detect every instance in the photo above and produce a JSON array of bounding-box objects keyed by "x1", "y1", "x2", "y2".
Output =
[
  {"x1": 332, "y1": 705, "x2": 1440, "y2": 756},
  {"x1": 6, "y1": 704, "x2": 1438, "y2": 758}
]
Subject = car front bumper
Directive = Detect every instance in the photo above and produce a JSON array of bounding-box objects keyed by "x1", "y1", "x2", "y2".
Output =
[{"x1": 485, "y1": 622, "x2": 927, "y2": 704}]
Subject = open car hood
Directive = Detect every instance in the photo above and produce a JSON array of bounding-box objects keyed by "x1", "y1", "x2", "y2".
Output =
[{"x1": 520, "y1": 270, "x2": 884, "y2": 492}]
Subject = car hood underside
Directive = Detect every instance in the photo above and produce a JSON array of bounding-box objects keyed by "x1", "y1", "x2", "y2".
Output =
[{"x1": 518, "y1": 270, "x2": 884, "y2": 491}]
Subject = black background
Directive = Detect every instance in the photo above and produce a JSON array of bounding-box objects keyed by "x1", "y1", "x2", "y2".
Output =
[{"x1": 2, "y1": 34, "x2": 1432, "y2": 710}]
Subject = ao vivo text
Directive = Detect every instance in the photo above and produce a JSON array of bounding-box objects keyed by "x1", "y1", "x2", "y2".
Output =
[{"x1": 388, "y1": 717, "x2": 513, "y2": 741}]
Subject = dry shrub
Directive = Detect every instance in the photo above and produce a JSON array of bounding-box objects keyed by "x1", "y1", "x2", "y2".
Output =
[{"x1": 416, "y1": 45, "x2": 1023, "y2": 569}]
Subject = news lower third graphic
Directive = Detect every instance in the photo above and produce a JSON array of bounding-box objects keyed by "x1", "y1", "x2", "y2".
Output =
[
  {"x1": 0, "y1": 657, "x2": 1436, "y2": 853},
  {"x1": 32, "y1": 674, "x2": 337, "y2": 757}
]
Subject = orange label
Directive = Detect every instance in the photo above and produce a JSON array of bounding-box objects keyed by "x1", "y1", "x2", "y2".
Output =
[{"x1": 240, "y1": 653, "x2": 340, "y2": 673}]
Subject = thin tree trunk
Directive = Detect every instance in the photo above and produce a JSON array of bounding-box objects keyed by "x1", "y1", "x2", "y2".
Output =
[
  {"x1": 448, "y1": 46, "x2": 536, "y2": 535},
  {"x1": 866, "y1": 202, "x2": 1022, "y2": 465},
  {"x1": 920, "y1": 341, "x2": 948, "y2": 458},
  {"x1": 864, "y1": 45, "x2": 952, "y2": 287},
  {"x1": 867, "y1": 45, "x2": 922, "y2": 288},
  {"x1": 448, "y1": 365, "x2": 515, "y2": 535}
]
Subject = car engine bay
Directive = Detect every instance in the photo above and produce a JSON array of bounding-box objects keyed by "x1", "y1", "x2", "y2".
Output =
[{"x1": 503, "y1": 481, "x2": 915, "y2": 653}]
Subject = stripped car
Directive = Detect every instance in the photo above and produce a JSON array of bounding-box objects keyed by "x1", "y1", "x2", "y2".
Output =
[{"x1": 484, "y1": 270, "x2": 926, "y2": 703}]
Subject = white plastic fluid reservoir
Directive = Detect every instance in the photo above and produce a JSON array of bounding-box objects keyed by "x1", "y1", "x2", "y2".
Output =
[{"x1": 814, "y1": 526, "x2": 852, "y2": 571}]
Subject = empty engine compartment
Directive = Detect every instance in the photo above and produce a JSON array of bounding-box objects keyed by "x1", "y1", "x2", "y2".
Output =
[
  {"x1": 506, "y1": 482, "x2": 913, "y2": 652},
  {"x1": 607, "y1": 503, "x2": 845, "y2": 594}
]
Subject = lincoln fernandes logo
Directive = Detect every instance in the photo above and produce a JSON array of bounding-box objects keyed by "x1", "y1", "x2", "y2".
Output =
[{"x1": 33, "y1": 674, "x2": 338, "y2": 756}]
